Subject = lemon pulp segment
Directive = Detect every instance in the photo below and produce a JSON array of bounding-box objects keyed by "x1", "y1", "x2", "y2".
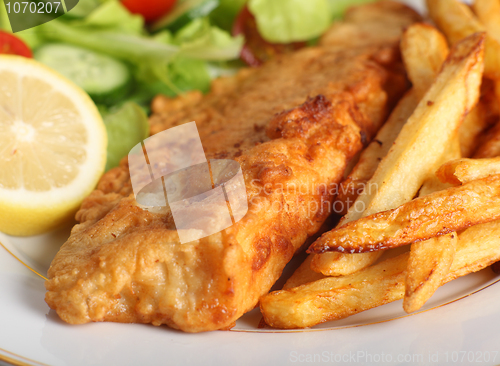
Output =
[{"x1": 0, "y1": 56, "x2": 107, "y2": 236}]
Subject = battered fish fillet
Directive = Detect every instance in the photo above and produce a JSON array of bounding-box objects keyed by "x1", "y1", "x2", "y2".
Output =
[{"x1": 45, "y1": 1, "x2": 418, "y2": 332}]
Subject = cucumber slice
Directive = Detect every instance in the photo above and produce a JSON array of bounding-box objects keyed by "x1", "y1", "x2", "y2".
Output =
[
  {"x1": 150, "y1": 0, "x2": 219, "y2": 32},
  {"x1": 34, "y1": 43, "x2": 132, "y2": 105}
]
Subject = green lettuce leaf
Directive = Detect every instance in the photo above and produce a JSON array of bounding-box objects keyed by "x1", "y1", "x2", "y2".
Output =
[
  {"x1": 248, "y1": 0, "x2": 331, "y2": 43},
  {"x1": 39, "y1": 20, "x2": 179, "y2": 64},
  {"x1": 37, "y1": 13, "x2": 240, "y2": 95},
  {"x1": 64, "y1": 0, "x2": 102, "y2": 19},
  {"x1": 80, "y1": 0, "x2": 144, "y2": 34},
  {"x1": 150, "y1": 0, "x2": 219, "y2": 33},
  {"x1": 174, "y1": 17, "x2": 243, "y2": 61},
  {"x1": 5, "y1": 0, "x2": 241, "y2": 99},
  {"x1": 103, "y1": 102, "x2": 149, "y2": 171}
]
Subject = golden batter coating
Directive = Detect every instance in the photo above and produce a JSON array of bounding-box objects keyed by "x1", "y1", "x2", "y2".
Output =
[{"x1": 45, "y1": 1, "x2": 417, "y2": 332}]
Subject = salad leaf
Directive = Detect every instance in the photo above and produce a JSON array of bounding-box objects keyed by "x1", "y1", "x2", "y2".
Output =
[
  {"x1": 3, "y1": 0, "x2": 242, "y2": 107},
  {"x1": 103, "y1": 102, "x2": 149, "y2": 171},
  {"x1": 169, "y1": 56, "x2": 211, "y2": 92},
  {"x1": 39, "y1": 20, "x2": 179, "y2": 63},
  {"x1": 174, "y1": 17, "x2": 244, "y2": 61},
  {"x1": 209, "y1": 0, "x2": 246, "y2": 31},
  {"x1": 36, "y1": 11, "x2": 241, "y2": 99},
  {"x1": 248, "y1": 0, "x2": 331, "y2": 43},
  {"x1": 64, "y1": 0, "x2": 102, "y2": 19},
  {"x1": 151, "y1": 0, "x2": 219, "y2": 32},
  {"x1": 81, "y1": 1, "x2": 144, "y2": 34}
]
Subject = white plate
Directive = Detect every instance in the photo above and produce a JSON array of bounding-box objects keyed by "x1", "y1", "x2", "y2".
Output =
[
  {"x1": 2, "y1": 227, "x2": 500, "y2": 366},
  {"x1": 3, "y1": 0, "x2": 500, "y2": 364}
]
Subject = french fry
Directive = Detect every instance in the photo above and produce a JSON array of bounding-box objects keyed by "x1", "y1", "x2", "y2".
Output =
[
  {"x1": 283, "y1": 255, "x2": 325, "y2": 290},
  {"x1": 467, "y1": 117, "x2": 500, "y2": 275},
  {"x1": 473, "y1": 0, "x2": 500, "y2": 42},
  {"x1": 336, "y1": 24, "x2": 449, "y2": 216},
  {"x1": 403, "y1": 138, "x2": 461, "y2": 313},
  {"x1": 335, "y1": 24, "x2": 449, "y2": 215},
  {"x1": 310, "y1": 24, "x2": 452, "y2": 277},
  {"x1": 311, "y1": 93, "x2": 418, "y2": 277},
  {"x1": 310, "y1": 250, "x2": 383, "y2": 276},
  {"x1": 427, "y1": 0, "x2": 500, "y2": 79},
  {"x1": 310, "y1": 33, "x2": 485, "y2": 255},
  {"x1": 342, "y1": 32, "x2": 484, "y2": 223},
  {"x1": 437, "y1": 156, "x2": 500, "y2": 185},
  {"x1": 334, "y1": 90, "x2": 419, "y2": 216},
  {"x1": 402, "y1": 27, "x2": 461, "y2": 310},
  {"x1": 403, "y1": 233, "x2": 457, "y2": 313},
  {"x1": 417, "y1": 137, "x2": 461, "y2": 196},
  {"x1": 401, "y1": 23, "x2": 450, "y2": 98},
  {"x1": 261, "y1": 220, "x2": 500, "y2": 329},
  {"x1": 459, "y1": 103, "x2": 490, "y2": 158},
  {"x1": 309, "y1": 174, "x2": 500, "y2": 254}
]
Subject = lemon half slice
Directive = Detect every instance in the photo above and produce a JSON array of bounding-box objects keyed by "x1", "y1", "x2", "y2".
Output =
[{"x1": 0, "y1": 55, "x2": 107, "y2": 236}]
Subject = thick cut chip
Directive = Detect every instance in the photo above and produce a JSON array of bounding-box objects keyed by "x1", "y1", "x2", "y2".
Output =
[
  {"x1": 437, "y1": 157, "x2": 500, "y2": 185},
  {"x1": 310, "y1": 32, "x2": 485, "y2": 254},
  {"x1": 427, "y1": 0, "x2": 500, "y2": 79},
  {"x1": 261, "y1": 220, "x2": 500, "y2": 329},
  {"x1": 403, "y1": 233, "x2": 457, "y2": 313},
  {"x1": 309, "y1": 175, "x2": 500, "y2": 254},
  {"x1": 473, "y1": 0, "x2": 500, "y2": 43}
]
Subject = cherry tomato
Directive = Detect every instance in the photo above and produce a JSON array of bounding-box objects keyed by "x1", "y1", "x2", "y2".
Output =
[
  {"x1": 0, "y1": 31, "x2": 32, "y2": 57},
  {"x1": 232, "y1": 6, "x2": 305, "y2": 67},
  {"x1": 121, "y1": 0, "x2": 177, "y2": 23}
]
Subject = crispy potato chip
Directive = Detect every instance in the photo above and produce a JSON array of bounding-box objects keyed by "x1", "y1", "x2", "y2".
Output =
[
  {"x1": 262, "y1": 253, "x2": 408, "y2": 329},
  {"x1": 459, "y1": 103, "x2": 490, "y2": 158},
  {"x1": 473, "y1": 0, "x2": 500, "y2": 42},
  {"x1": 313, "y1": 93, "x2": 419, "y2": 277},
  {"x1": 310, "y1": 33, "x2": 485, "y2": 255},
  {"x1": 418, "y1": 137, "x2": 461, "y2": 196},
  {"x1": 341, "y1": 32, "x2": 484, "y2": 223},
  {"x1": 310, "y1": 251, "x2": 384, "y2": 277},
  {"x1": 437, "y1": 157, "x2": 500, "y2": 185},
  {"x1": 404, "y1": 137, "x2": 461, "y2": 313},
  {"x1": 335, "y1": 23, "x2": 449, "y2": 215},
  {"x1": 334, "y1": 92, "x2": 417, "y2": 216},
  {"x1": 312, "y1": 91, "x2": 417, "y2": 276},
  {"x1": 261, "y1": 220, "x2": 500, "y2": 329},
  {"x1": 403, "y1": 233, "x2": 457, "y2": 313},
  {"x1": 309, "y1": 174, "x2": 500, "y2": 254},
  {"x1": 310, "y1": 29, "x2": 481, "y2": 277},
  {"x1": 282, "y1": 255, "x2": 325, "y2": 290},
  {"x1": 401, "y1": 23, "x2": 449, "y2": 98},
  {"x1": 427, "y1": 0, "x2": 500, "y2": 79}
]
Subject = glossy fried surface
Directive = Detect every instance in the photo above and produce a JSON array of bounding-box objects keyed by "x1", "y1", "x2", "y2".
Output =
[
  {"x1": 261, "y1": 219, "x2": 500, "y2": 329},
  {"x1": 309, "y1": 175, "x2": 500, "y2": 254},
  {"x1": 45, "y1": 1, "x2": 415, "y2": 332}
]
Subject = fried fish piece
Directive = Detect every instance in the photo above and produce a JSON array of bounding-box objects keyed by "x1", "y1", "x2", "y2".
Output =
[{"x1": 45, "y1": 1, "x2": 415, "y2": 332}]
